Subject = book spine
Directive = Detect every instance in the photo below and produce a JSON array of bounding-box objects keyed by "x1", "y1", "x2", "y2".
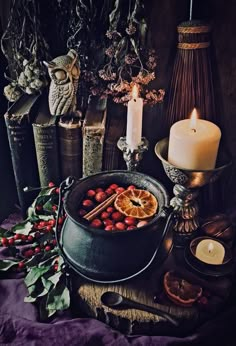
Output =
[
  {"x1": 58, "y1": 125, "x2": 82, "y2": 180},
  {"x1": 4, "y1": 114, "x2": 40, "y2": 212},
  {"x1": 33, "y1": 124, "x2": 60, "y2": 186}
]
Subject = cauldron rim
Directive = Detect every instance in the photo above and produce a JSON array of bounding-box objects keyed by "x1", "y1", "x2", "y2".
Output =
[{"x1": 63, "y1": 170, "x2": 169, "y2": 236}]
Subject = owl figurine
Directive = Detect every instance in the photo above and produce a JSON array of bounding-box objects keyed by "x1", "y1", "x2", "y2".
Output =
[{"x1": 44, "y1": 49, "x2": 80, "y2": 116}]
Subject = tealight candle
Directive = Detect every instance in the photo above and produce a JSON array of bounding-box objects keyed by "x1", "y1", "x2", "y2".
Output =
[
  {"x1": 126, "y1": 84, "x2": 143, "y2": 151},
  {"x1": 168, "y1": 108, "x2": 221, "y2": 170},
  {"x1": 195, "y1": 239, "x2": 225, "y2": 265}
]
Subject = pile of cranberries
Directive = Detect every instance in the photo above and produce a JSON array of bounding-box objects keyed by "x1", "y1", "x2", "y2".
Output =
[{"x1": 78, "y1": 183, "x2": 151, "y2": 231}]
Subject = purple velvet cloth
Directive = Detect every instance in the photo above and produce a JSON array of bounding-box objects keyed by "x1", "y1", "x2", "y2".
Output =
[{"x1": 0, "y1": 213, "x2": 236, "y2": 346}]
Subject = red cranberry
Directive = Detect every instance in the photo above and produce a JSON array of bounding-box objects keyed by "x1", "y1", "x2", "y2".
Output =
[
  {"x1": 114, "y1": 222, "x2": 126, "y2": 231},
  {"x1": 95, "y1": 192, "x2": 107, "y2": 203},
  {"x1": 45, "y1": 245, "x2": 51, "y2": 252},
  {"x1": 103, "y1": 219, "x2": 113, "y2": 227},
  {"x1": 105, "y1": 225, "x2": 114, "y2": 231},
  {"x1": 1, "y1": 238, "x2": 8, "y2": 246},
  {"x1": 127, "y1": 225, "x2": 136, "y2": 230},
  {"x1": 27, "y1": 235, "x2": 34, "y2": 242},
  {"x1": 90, "y1": 219, "x2": 103, "y2": 228},
  {"x1": 109, "y1": 184, "x2": 118, "y2": 190},
  {"x1": 48, "y1": 182, "x2": 55, "y2": 188},
  {"x1": 25, "y1": 249, "x2": 34, "y2": 257},
  {"x1": 39, "y1": 221, "x2": 47, "y2": 227},
  {"x1": 124, "y1": 216, "x2": 137, "y2": 226},
  {"x1": 18, "y1": 262, "x2": 25, "y2": 269},
  {"x1": 55, "y1": 188, "x2": 60, "y2": 194},
  {"x1": 105, "y1": 188, "x2": 114, "y2": 196},
  {"x1": 127, "y1": 185, "x2": 136, "y2": 190},
  {"x1": 51, "y1": 239, "x2": 57, "y2": 246},
  {"x1": 82, "y1": 199, "x2": 94, "y2": 210},
  {"x1": 21, "y1": 235, "x2": 27, "y2": 241},
  {"x1": 78, "y1": 209, "x2": 87, "y2": 217},
  {"x1": 111, "y1": 211, "x2": 124, "y2": 222},
  {"x1": 96, "y1": 188, "x2": 104, "y2": 193},
  {"x1": 34, "y1": 247, "x2": 41, "y2": 254},
  {"x1": 107, "y1": 206, "x2": 115, "y2": 213},
  {"x1": 86, "y1": 189, "x2": 96, "y2": 198},
  {"x1": 14, "y1": 233, "x2": 22, "y2": 240},
  {"x1": 115, "y1": 187, "x2": 125, "y2": 194},
  {"x1": 137, "y1": 220, "x2": 148, "y2": 228},
  {"x1": 100, "y1": 211, "x2": 110, "y2": 220}
]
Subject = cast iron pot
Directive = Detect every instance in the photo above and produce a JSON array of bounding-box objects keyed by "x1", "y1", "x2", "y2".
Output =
[{"x1": 56, "y1": 171, "x2": 176, "y2": 283}]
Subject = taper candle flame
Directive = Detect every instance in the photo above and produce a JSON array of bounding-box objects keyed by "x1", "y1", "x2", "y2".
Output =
[
  {"x1": 208, "y1": 242, "x2": 214, "y2": 253},
  {"x1": 189, "y1": 108, "x2": 198, "y2": 132}
]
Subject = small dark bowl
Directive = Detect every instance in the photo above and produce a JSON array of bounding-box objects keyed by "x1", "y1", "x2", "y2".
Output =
[
  {"x1": 185, "y1": 236, "x2": 233, "y2": 277},
  {"x1": 59, "y1": 170, "x2": 173, "y2": 283}
]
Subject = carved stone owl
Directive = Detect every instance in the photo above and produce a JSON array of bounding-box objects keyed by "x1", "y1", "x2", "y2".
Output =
[{"x1": 44, "y1": 49, "x2": 80, "y2": 116}]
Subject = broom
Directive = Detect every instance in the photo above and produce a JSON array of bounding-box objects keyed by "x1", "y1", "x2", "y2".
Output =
[{"x1": 165, "y1": 1, "x2": 222, "y2": 214}]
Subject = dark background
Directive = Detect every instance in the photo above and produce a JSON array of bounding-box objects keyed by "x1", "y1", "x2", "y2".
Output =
[{"x1": 0, "y1": 0, "x2": 235, "y2": 220}]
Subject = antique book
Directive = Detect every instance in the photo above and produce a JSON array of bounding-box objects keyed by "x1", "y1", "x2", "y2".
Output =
[
  {"x1": 32, "y1": 95, "x2": 60, "y2": 187},
  {"x1": 4, "y1": 94, "x2": 40, "y2": 213},
  {"x1": 102, "y1": 102, "x2": 126, "y2": 170},
  {"x1": 58, "y1": 114, "x2": 82, "y2": 180},
  {"x1": 82, "y1": 105, "x2": 107, "y2": 177}
]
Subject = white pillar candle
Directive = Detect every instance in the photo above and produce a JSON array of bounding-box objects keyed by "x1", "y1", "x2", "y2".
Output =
[
  {"x1": 195, "y1": 239, "x2": 225, "y2": 265},
  {"x1": 168, "y1": 109, "x2": 221, "y2": 170},
  {"x1": 126, "y1": 84, "x2": 143, "y2": 151}
]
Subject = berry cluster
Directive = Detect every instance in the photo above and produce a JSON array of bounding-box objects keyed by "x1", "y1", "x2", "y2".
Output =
[{"x1": 78, "y1": 183, "x2": 150, "y2": 231}]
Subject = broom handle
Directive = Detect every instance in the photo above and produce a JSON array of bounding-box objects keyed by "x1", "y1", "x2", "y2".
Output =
[{"x1": 189, "y1": 0, "x2": 193, "y2": 20}]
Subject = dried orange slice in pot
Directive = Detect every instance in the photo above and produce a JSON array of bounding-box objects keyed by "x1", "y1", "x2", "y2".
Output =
[{"x1": 114, "y1": 189, "x2": 158, "y2": 219}]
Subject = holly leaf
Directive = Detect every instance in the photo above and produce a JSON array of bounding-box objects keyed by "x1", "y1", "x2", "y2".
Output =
[
  {"x1": 46, "y1": 279, "x2": 70, "y2": 312},
  {"x1": 39, "y1": 296, "x2": 56, "y2": 320},
  {"x1": 24, "y1": 266, "x2": 51, "y2": 287},
  {"x1": 41, "y1": 275, "x2": 53, "y2": 291},
  {"x1": 43, "y1": 200, "x2": 55, "y2": 214},
  {"x1": 0, "y1": 259, "x2": 19, "y2": 271},
  {"x1": 24, "y1": 279, "x2": 48, "y2": 303},
  {"x1": 0, "y1": 227, "x2": 11, "y2": 238},
  {"x1": 47, "y1": 271, "x2": 62, "y2": 286},
  {"x1": 12, "y1": 220, "x2": 32, "y2": 235}
]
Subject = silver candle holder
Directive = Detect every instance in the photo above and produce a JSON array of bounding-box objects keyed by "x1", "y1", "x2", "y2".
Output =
[
  {"x1": 117, "y1": 137, "x2": 149, "y2": 171},
  {"x1": 155, "y1": 138, "x2": 231, "y2": 246}
]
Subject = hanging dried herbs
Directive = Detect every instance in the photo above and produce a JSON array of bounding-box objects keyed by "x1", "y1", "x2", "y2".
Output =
[{"x1": 1, "y1": 0, "x2": 50, "y2": 102}]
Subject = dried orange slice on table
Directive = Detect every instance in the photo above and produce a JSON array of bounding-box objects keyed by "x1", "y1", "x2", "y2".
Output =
[
  {"x1": 163, "y1": 271, "x2": 202, "y2": 307},
  {"x1": 114, "y1": 189, "x2": 158, "y2": 219}
]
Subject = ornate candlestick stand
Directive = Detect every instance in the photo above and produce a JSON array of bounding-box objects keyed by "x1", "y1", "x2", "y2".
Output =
[
  {"x1": 117, "y1": 137, "x2": 149, "y2": 171},
  {"x1": 155, "y1": 138, "x2": 231, "y2": 246}
]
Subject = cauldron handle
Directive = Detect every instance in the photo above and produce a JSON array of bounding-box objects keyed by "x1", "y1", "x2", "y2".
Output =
[
  {"x1": 55, "y1": 176, "x2": 76, "y2": 256},
  {"x1": 58, "y1": 206, "x2": 178, "y2": 284}
]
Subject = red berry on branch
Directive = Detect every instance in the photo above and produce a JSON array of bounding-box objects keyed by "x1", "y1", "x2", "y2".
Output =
[
  {"x1": 46, "y1": 225, "x2": 52, "y2": 232},
  {"x1": 34, "y1": 247, "x2": 41, "y2": 254},
  {"x1": 36, "y1": 205, "x2": 42, "y2": 211},
  {"x1": 95, "y1": 192, "x2": 107, "y2": 203},
  {"x1": 90, "y1": 219, "x2": 103, "y2": 228},
  {"x1": 52, "y1": 205, "x2": 57, "y2": 211},
  {"x1": 8, "y1": 238, "x2": 15, "y2": 246},
  {"x1": 48, "y1": 182, "x2": 55, "y2": 188},
  {"x1": 25, "y1": 249, "x2": 34, "y2": 257},
  {"x1": 53, "y1": 264, "x2": 58, "y2": 271},
  {"x1": 27, "y1": 235, "x2": 34, "y2": 242},
  {"x1": 48, "y1": 219, "x2": 56, "y2": 226},
  {"x1": 51, "y1": 239, "x2": 57, "y2": 246},
  {"x1": 58, "y1": 217, "x2": 64, "y2": 225},
  {"x1": 14, "y1": 233, "x2": 22, "y2": 240},
  {"x1": 45, "y1": 245, "x2": 51, "y2": 252},
  {"x1": 18, "y1": 262, "x2": 25, "y2": 269},
  {"x1": 39, "y1": 221, "x2": 47, "y2": 228},
  {"x1": 55, "y1": 188, "x2": 60, "y2": 194},
  {"x1": 21, "y1": 235, "x2": 27, "y2": 241},
  {"x1": 1, "y1": 237, "x2": 8, "y2": 246}
]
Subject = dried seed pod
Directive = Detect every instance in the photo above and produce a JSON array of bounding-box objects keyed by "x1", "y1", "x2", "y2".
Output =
[{"x1": 201, "y1": 214, "x2": 235, "y2": 243}]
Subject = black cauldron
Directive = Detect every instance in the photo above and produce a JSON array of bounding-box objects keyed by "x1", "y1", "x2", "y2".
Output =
[{"x1": 56, "y1": 171, "x2": 175, "y2": 283}]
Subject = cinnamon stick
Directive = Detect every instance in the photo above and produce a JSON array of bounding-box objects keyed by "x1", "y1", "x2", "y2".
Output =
[{"x1": 83, "y1": 193, "x2": 117, "y2": 222}]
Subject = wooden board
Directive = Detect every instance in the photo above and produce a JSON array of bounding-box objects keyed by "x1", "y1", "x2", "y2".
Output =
[{"x1": 75, "y1": 249, "x2": 232, "y2": 335}]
